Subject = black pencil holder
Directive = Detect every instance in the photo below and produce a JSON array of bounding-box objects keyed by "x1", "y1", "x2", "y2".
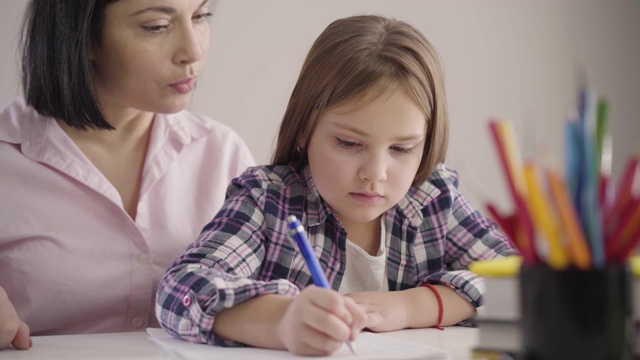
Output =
[{"x1": 519, "y1": 264, "x2": 634, "y2": 360}]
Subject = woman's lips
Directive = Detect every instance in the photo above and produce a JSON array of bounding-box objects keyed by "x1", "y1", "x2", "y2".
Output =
[{"x1": 170, "y1": 78, "x2": 196, "y2": 94}]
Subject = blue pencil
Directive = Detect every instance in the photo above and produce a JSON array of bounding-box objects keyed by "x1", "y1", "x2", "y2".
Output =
[{"x1": 286, "y1": 215, "x2": 356, "y2": 354}]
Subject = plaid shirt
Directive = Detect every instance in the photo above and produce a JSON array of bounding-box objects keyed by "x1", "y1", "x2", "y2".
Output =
[{"x1": 156, "y1": 163, "x2": 518, "y2": 345}]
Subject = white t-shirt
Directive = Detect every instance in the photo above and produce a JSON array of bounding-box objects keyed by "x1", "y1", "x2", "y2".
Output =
[{"x1": 338, "y1": 219, "x2": 389, "y2": 294}]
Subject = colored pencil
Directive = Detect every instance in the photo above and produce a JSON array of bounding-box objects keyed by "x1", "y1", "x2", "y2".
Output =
[
  {"x1": 546, "y1": 169, "x2": 592, "y2": 270},
  {"x1": 488, "y1": 120, "x2": 539, "y2": 264},
  {"x1": 524, "y1": 163, "x2": 569, "y2": 269}
]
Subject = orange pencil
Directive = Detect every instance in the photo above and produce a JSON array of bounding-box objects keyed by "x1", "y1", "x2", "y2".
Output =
[{"x1": 546, "y1": 169, "x2": 592, "y2": 270}]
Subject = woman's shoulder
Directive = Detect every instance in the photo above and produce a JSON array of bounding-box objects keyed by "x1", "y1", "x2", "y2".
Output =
[
  {"x1": 0, "y1": 97, "x2": 41, "y2": 144},
  {"x1": 164, "y1": 110, "x2": 248, "y2": 148},
  {"x1": 164, "y1": 110, "x2": 255, "y2": 167}
]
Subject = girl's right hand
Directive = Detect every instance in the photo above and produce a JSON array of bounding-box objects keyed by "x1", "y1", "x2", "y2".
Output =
[
  {"x1": 277, "y1": 285, "x2": 367, "y2": 356},
  {"x1": 0, "y1": 286, "x2": 31, "y2": 350}
]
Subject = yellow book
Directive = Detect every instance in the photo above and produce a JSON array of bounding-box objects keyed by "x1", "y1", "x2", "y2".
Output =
[
  {"x1": 469, "y1": 256, "x2": 522, "y2": 278},
  {"x1": 472, "y1": 349, "x2": 517, "y2": 360},
  {"x1": 470, "y1": 255, "x2": 639, "y2": 277},
  {"x1": 470, "y1": 256, "x2": 521, "y2": 322}
]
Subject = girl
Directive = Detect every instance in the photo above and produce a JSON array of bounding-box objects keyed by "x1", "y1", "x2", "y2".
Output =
[
  {"x1": 0, "y1": 0, "x2": 254, "y2": 349},
  {"x1": 157, "y1": 14, "x2": 517, "y2": 356}
]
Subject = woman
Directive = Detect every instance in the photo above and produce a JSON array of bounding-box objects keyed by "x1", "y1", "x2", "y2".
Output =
[{"x1": 0, "y1": 0, "x2": 254, "y2": 349}]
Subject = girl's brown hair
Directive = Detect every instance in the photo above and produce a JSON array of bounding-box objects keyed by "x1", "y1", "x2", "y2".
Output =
[{"x1": 271, "y1": 15, "x2": 449, "y2": 186}]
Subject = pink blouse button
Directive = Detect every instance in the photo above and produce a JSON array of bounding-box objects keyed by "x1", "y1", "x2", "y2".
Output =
[
  {"x1": 183, "y1": 295, "x2": 193, "y2": 307},
  {"x1": 131, "y1": 317, "x2": 144, "y2": 328}
]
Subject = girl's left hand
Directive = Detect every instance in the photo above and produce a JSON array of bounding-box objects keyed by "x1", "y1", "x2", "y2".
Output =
[{"x1": 344, "y1": 291, "x2": 410, "y2": 332}]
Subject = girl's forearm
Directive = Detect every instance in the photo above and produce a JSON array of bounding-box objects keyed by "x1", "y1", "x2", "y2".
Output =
[
  {"x1": 403, "y1": 286, "x2": 475, "y2": 328},
  {"x1": 212, "y1": 294, "x2": 292, "y2": 349}
]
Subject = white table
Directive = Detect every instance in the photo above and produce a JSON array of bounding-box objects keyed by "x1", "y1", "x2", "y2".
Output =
[{"x1": 1, "y1": 327, "x2": 479, "y2": 360}]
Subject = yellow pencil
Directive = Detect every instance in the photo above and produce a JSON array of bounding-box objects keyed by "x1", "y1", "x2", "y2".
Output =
[
  {"x1": 496, "y1": 121, "x2": 538, "y2": 262},
  {"x1": 524, "y1": 163, "x2": 569, "y2": 269},
  {"x1": 546, "y1": 169, "x2": 592, "y2": 270}
]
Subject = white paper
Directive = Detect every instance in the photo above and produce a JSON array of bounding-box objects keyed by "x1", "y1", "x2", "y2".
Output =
[{"x1": 147, "y1": 327, "x2": 447, "y2": 360}]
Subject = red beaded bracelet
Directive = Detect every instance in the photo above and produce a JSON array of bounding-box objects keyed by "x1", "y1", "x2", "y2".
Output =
[{"x1": 422, "y1": 283, "x2": 444, "y2": 330}]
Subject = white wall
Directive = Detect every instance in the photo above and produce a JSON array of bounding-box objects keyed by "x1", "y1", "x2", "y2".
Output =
[{"x1": 1, "y1": 1, "x2": 639, "y2": 213}]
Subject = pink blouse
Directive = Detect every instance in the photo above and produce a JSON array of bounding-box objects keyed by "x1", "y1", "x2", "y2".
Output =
[{"x1": 0, "y1": 97, "x2": 255, "y2": 335}]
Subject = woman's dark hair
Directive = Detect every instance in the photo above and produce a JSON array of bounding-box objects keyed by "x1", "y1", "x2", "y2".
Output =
[{"x1": 20, "y1": 0, "x2": 119, "y2": 130}]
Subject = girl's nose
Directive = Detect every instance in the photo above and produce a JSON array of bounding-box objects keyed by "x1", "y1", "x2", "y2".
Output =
[{"x1": 358, "y1": 153, "x2": 388, "y2": 182}]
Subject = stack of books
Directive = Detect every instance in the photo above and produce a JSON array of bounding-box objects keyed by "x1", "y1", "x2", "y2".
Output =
[
  {"x1": 469, "y1": 256, "x2": 640, "y2": 357},
  {"x1": 470, "y1": 257, "x2": 520, "y2": 356}
]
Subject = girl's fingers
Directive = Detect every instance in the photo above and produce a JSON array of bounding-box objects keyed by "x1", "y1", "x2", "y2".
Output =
[
  {"x1": 295, "y1": 286, "x2": 368, "y2": 352},
  {"x1": 303, "y1": 300, "x2": 352, "y2": 341},
  {"x1": 284, "y1": 298, "x2": 345, "y2": 356},
  {"x1": 306, "y1": 287, "x2": 354, "y2": 327},
  {"x1": 298, "y1": 325, "x2": 344, "y2": 356},
  {"x1": 342, "y1": 296, "x2": 368, "y2": 333}
]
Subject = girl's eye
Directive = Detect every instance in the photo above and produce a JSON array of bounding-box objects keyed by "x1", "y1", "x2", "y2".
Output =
[
  {"x1": 336, "y1": 138, "x2": 360, "y2": 149},
  {"x1": 391, "y1": 145, "x2": 414, "y2": 154},
  {"x1": 193, "y1": 12, "x2": 213, "y2": 22}
]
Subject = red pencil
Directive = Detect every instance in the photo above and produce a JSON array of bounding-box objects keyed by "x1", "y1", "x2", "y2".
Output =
[
  {"x1": 486, "y1": 203, "x2": 517, "y2": 242},
  {"x1": 488, "y1": 120, "x2": 539, "y2": 264},
  {"x1": 604, "y1": 156, "x2": 639, "y2": 240},
  {"x1": 607, "y1": 197, "x2": 640, "y2": 262},
  {"x1": 599, "y1": 174, "x2": 611, "y2": 217}
]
